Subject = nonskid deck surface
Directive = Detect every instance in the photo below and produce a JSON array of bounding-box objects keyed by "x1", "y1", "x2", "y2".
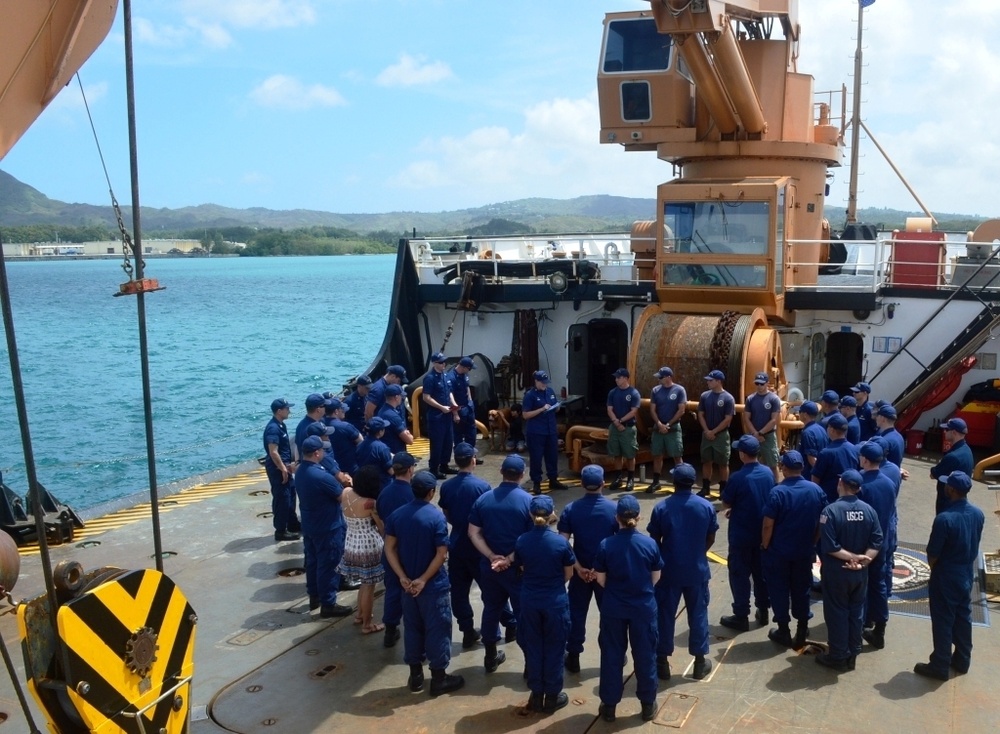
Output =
[{"x1": 0, "y1": 450, "x2": 996, "y2": 733}]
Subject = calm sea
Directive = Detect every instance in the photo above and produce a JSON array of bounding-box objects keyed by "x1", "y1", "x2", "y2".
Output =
[{"x1": 0, "y1": 254, "x2": 394, "y2": 511}]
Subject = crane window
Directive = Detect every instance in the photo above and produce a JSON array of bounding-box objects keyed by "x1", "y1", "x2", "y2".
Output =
[
  {"x1": 664, "y1": 201, "x2": 770, "y2": 257},
  {"x1": 621, "y1": 82, "x2": 651, "y2": 121},
  {"x1": 604, "y1": 18, "x2": 671, "y2": 73}
]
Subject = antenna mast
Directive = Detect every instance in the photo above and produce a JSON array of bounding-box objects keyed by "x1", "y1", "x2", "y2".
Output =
[{"x1": 845, "y1": 2, "x2": 866, "y2": 224}]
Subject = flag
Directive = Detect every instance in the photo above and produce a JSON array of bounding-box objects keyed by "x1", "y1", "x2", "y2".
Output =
[{"x1": 860, "y1": 0, "x2": 876, "y2": 7}]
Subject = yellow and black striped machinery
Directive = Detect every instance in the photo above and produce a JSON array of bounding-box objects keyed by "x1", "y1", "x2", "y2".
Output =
[{"x1": 17, "y1": 562, "x2": 196, "y2": 734}]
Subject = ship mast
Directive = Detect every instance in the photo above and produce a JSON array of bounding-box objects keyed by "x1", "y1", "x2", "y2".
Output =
[{"x1": 845, "y1": 2, "x2": 866, "y2": 225}]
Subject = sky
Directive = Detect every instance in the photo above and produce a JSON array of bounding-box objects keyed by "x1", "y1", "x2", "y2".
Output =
[{"x1": 2, "y1": 0, "x2": 998, "y2": 219}]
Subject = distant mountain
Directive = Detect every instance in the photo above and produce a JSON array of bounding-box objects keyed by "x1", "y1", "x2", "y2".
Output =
[{"x1": 0, "y1": 169, "x2": 989, "y2": 235}]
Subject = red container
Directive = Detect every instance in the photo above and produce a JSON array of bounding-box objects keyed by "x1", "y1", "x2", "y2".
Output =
[
  {"x1": 953, "y1": 405, "x2": 1000, "y2": 448},
  {"x1": 904, "y1": 429, "x2": 924, "y2": 455},
  {"x1": 889, "y1": 231, "x2": 946, "y2": 289}
]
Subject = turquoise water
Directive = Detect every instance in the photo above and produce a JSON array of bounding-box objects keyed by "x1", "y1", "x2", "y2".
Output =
[{"x1": 0, "y1": 255, "x2": 394, "y2": 510}]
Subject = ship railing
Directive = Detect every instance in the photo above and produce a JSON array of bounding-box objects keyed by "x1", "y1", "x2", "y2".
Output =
[{"x1": 785, "y1": 236, "x2": 890, "y2": 292}]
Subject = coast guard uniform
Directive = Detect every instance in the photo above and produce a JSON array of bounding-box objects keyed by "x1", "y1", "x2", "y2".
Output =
[
  {"x1": 515, "y1": 507, "x2": 575, "y2": 704},
  {"x1": 326, "y1": 417, "x2": 361, "y2": 476},
  {"x1": 467, "y1": 478, "x2": 533, "y2": 646},
  {"x1": 930, "y1": 437, "x2": 974, "y2": 515},
  {"x1": 263, "y1": 406, "x2": 300, "y2": 539},
  {"x1": 744, "y1": 385, "x2": 781, "y2": 469},
  {"x1": 877, "y1": 426, "x2": 905, "y2": 468},
  {"x1": 344, "y1": 385, "x2": 369, "y2": 431},
  {"x1": 378, "y1": 402, "x2": 410, "y2": 454},
  {"x1": 557, "y1": 483, "x2": 617, "y2": 663},
  {"x1": 423, "y1": 360, "x2": 456, "y2": 474},
  {"x1": 378, "y1": 475, "x2": 416, "y2": 636},
  {"x1": 812, "y1": 435, "x2": 860, "y2": 503},
  {"x1": 450, "y1": 359, "x2": 478, "y2": 449},
  {"x1": 857, "y1": 401, "x2": 876, "y2": 442},
  {"x1": 295, "y1": 453, "x2": 346, "y2": 610},
  {"x1": 355, "y1": 433, "x2": 393, "y2": 488},
  {"x1": 818, "y1": 488, "x2": 882, "y2": 665},
  {"x1": 647, "y1": 479, "x2": 718, "y2": 667},
  {"x1": 384, "y1": 494, "x2": 453, "y2": 672},
  {"x1": 859, "y1": 466, "x2": 897, "y2": 633},
  {"x1": 799, "y1": 420, "x2": 828, "y2": 483},
  {"x1": 720, "y1": 456, "x2": 773, "y2": 622},
  {"x1": 523, "y1": 377, "x2": 560, "y2": 490},
  {"x1": 594, "y1": 502, "x2": 662, "y2": 712}
]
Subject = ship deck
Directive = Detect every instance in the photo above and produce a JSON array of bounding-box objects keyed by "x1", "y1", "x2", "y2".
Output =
[{"x1": 1, "y1": 442, "x2": 998, "y2": 733}]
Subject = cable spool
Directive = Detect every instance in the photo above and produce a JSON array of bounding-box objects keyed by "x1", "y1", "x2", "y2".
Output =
[{"x1": 0, "y1": 531, "x2": 19, "y2": 593}]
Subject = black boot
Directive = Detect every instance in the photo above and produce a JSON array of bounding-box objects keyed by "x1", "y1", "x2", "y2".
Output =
[
  {"x1": 484, "y1": 643, "x2": 506, "y2": 673},
  {"x1": 656, "y1": 656, "x2": 671, "y2": 680},
  {"x1": 608, "y1": 473, "x2": 624, "y2": 491},
  {"x1": 532, "y1": 481, "x2": 542, "y2": 495},
  {"x1": 429, "y1": 668, "x2": 465, "y2": 696},
  {"x1": 462, "y1": 628, "x2": 482, "y2": 649},
  {"x1": 646, "y1": 473, "x2": 661, "y2": 494},
  {"x1": 720, "y1": 614, "x2": 750, "y2": 632},
  {"x1": 625, "y1": 474, "x2": 635, "y2": 492},
  {"x1": 549, "y1": 478, "x2": 569, "y2": 491},
  {"x1": 383, "y1": 624, "x2": 400, "y2": 648},
  {"x1": 698, "y1": 479, "x2": 711, "y2": 498},
  {"x1": 692, "y1": 655, "x2": 712, "y2": 680},
  {"x1": 527, "y1": 692, "x2": 544, "y2": 712},
  {"x1": 407, "y1": 664, "x2": 424, "y2": 692},
  {"x1": 863, "y1": 621, "x2": 886, "y2": 649},
  {"x1": 599, "y1": 703, "x2": 616, "y2": 722},
  {"x1": 641, "y1": 701, "x2": 657, "y2": 722},
  {"x1": 564, "y1": 652, "x2": 580, "y2": 673},
  {"x1": 793, "y1": 622, "x2": 809, "y2": 650},
  {"x1": 754, "y1": 607, "x2": 769, "y2": 626},
  {"x1": 542, "y1": 691, "x2": 569, "y2": 713},
  {"x1": 768, "y1": 623, "x2": 793, "y2": 647}
]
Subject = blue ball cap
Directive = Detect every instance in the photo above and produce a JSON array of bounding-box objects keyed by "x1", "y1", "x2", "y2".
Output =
[
  {"x1": 704, "y1": 369, "x2": 725, "y2": 381},
  {"x1": 356, "y1": 375, "x2": 373, "y2": 386},
  {"x1": 301, "y1": 435, "x2": 325, "y2": 454},
  {"x1": 533, "y1": 370, "x2": 550, "y2": 384},
  {"x1": 839, "y1": 469, "x2": 863, "y2": 488},
  {"x1": 781, "y1": 450, "x2": 804, "y2": 468},
  {"x1": 324, "y1": 397, "x2": 343, "y2": 412},
  {"x1": 393, "y1": 451, "x2": 416, "y2": 468},
  {"x1": 827, "y1": 413, "x2": 849, "y2": 430},
  {"x1": 869, "y1": 435, "x2": 890, "y2": 452},
  {"x1": 613, "y1": 367, "x2": 630, "y2": 378},
  {"x1": 800, "y1": 401, "x2": 819, "y2": 416},
  {"x1": 411, "y1": 470, "x2": 438, "y2": 493},
  {"x1": 943, "y1": 417, "x2": 968, "y2": 434},
  {"x1": 670, "y1": 463, "x2": 698, "y2": 487},
  {"x1": 530, "y1": 495, "x2": 555, "y2": 515},
  {"x1": 754, "y1": 372, "x2": 768, "y2": 385},
  {"x1": 270, "y1": 397, "x2": 293, "y2": 412},
  {"x1": 839, "y1": 395, "x2": 857, "y2": 407},
  {"x1": 655, "y1": 366, "x2": 673, "y2": 378},
  {"x1": 821, "y1": 390, "x2": 840, "y2": 404},
  {"x1": 501, "y1": 454, "x2": 526, "y2": 474},
  {"x1": 580, "y1": 464, "x2": 605, "y2": 489},
  {"x1": 366, "y1": 416, "x2": 388, "y2": 432},
  {"x1": 305, "y1": 421, "x2": 328, "y2": 437},
  {"x1": 453, "y1": 442, "x2": 477, "y2": 460},
  {"x1": 946, "y1": 470, "x2": 973, "y2": 493},
  {"x1": 850, "y1": 382, "x2": 872, "y2": 394},
  {"x1": 430, "y1": 351, "x2": 447, "y2": 364},
  {"x1": 859, "y1": 442, "x2": 884, "y2": 462},
  {"x1": 305, "y1": 393, "x2": 326, "y2": 410},
  {"x1": 384, "y1": 383, "x2": 404, "y2": 398},
  {"x1": 616, "y1": 494, "x2": 640, "y2": 516},
  {"x1": 386, "y1": 365, "x2": 407, "y2": 380},
  {"x1": 734, "y1": 434, "x2": 760, "y2": 455},
  {"x1": 459, "y1": 356, "x2": 476, "y2": 369},
  {"x1": 877, "y1": 404, "x2": 897, "y2": 419}
]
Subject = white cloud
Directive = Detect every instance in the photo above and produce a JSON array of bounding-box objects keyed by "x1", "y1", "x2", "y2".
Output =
[
  {"x1": 376, "y1": 54, "x2": 454, "y2": 87},
  {"x1": 248, "y1": 75, "x2": 346, "y2": 110},
  {"x1": 179, "y1": 0, "x2": 316, "y2": 30},
  {"x1": 48, "y1": 81, "x2": 109, "y2": 114},
  {"x1": 186, "y1": 20, "x2": 233, "y2": 50},
  {"x1": 133, "y1": 18, "x2": 191, "y2": 48}
]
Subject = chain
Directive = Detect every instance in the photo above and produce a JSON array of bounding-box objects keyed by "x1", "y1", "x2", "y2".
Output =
[{"x1": 111, "y1": 190, "x2": 137, "y2": 280}]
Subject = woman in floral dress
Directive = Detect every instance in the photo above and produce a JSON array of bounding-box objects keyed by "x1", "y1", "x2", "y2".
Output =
[{"x1": 338, "y1": 464, "x2": 386, "y2": 633}]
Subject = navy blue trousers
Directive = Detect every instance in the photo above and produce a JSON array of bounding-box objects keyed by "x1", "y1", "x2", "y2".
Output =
[
  {"x1": 382, "y1": 556, "x2": 403, "y2": 626},
  {"x1": 728, "y1": 543, "x2": 769, "y2": 617},
  {"x1": 266, "y1": 465, "x2": 299, "y2": 534},
  {"x1": 763, "y1": 551, "x2": 813, "y2": 624},
  {"x1": 599, "y1": 613, "x2": 658, "y2": 706},
  {"x1": 567, "y1": 575, "x2": 604, "y2": 654},
  {"x1": 304, "y1": 526, "x2": 345, "y2": 605},
  {"x1": 527, "y1": 432, "x2": 559, "y2": 484},
  {"x1": 656, "y1": 580, "x2": 710, "y2": 657},
  {"x1": 822, "y1": 569, "x2": 867, "y2": 660},
  {"x1": 402, "y1": 588, "x2": 453, "y2": 670},
  {"x1": 427, "y1": 412, "x2": 455, "y2": 472},
  {"x1": 928, "y1": 570, "x2": 974, "y2": 674},
  {"x1": 454, "y1": 405, "x2": 477, "y2": 448},
  {"x1": 479, "y1": 561, "x2": 521, "y2": 644},
  {"x1": 519, "y1": 600, "x2": 570, "y2": 695}
]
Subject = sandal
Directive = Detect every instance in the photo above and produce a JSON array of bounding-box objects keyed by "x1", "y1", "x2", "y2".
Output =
[{"x1": 361, "y1": 623, "x2": 385, "y2": 635}]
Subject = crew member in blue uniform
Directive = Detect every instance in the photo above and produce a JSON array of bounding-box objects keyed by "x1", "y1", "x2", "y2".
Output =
[
  {"x1": 468, "y1": 454, "x2": 534, "y2": 673},
  {"x1": 742, "y1": 372, "x2": 781, "y2": 481},
  {"x1": 697, "y1": 369, "x2": 735, "y2": 498},
  {"x1": 324, "y1": 398, "x2": 362, "y2": 476},
  {"x1": 648, "y1": 463, "x2": 718, "y2": 680},
  {"x1": 356, "y1": 417, "x2": 393, "y2": 488},
  {"x1": 811, "y1": 413, "x2": 860, "y2": 503},
  {"x1": 857, "y1": 442, "x2": 897, "y2": 649},
  {"x1": 295, "y1": 393, "x2": 328, "y2": 453},
  {"x1": 522, "y1": 371, "x2": 566, "y2": 494},
  {"x1": 868, "y1": 435, "x2": 902, "y2": 607},
  {"x1": 383, "y1": 470, "x2": 465, "y2": 697},
  {"x1": 875, "y1": 404, "x2": 905, "y2": 467},
  {"x1": 438, "y1": 442, "x2": 492, "y2": 648},
  {"x1": 839, "y1": 395, "x2": 862, "y2": 444},
  {"x1": 720, "y1": 435, "x2": 773, "y2": 632},
  {"x1": 606, "y1": 367, "x2": 642, "y2": 492},
  {"x1": 295, "y1": 435, "x2": 353, "y2": 618},
  {"x1": 816, "y1": 469, "x2": 883, "y2": 671},
  {"x1": 366, "y1": 365, "x2": 407, "y2": 422},
  {"x1": 450, "y1": 356, "x2": 479, "y2": 453},
  {"x1": 648, "y1": 366, "x2": 687, "y2": 493},
  {"x1": 514, "y1": 495, "x2": 575, "y2": 714},
  {"x1": 302, "y1": 421, "x2": 350, "y2": 484},
  {"x1": 263, "y1": 397, "x2": 300, "y2": 542},
  {"x1": 594, "y1": 494, "x2": 662, "y2": 724},
  {"x1": 914, "y1": 470, "x2": 985, "y2": 680},
  {"x1": 557, "y1": 464, "x2": 618, "y2": 673},
  {"x1": 797, "y1": 401, "x2": 828, "y2": 482},
  {"x1": 378, "y1": 384, "x2": 414, "y2": 455},
  {"x1": 851, "y1": 382, "x2": 877, "y2": 441},
  {"x1": 818, "y1": 390, "x2": 840, "y2": 428},
  {"x1": 376, "y1": 451, "x2": 418, "y2": 648},
  {"x1": 930, "y1": 418, "x2": 974, "y2": 514},
  {"x1": 343, "y1": 375, "x2": 372, "y2": 431},
  {"x1": 762, "y1": 451, "x2": 827, "y2": 649},
  {"x1": 422, "y1": 352, "x2": 458, "y2": 478}
]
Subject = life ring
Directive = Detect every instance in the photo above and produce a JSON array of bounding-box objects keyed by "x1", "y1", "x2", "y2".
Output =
[{"x1": 478, "y1": 249, "x2": 502, "y2": 260}]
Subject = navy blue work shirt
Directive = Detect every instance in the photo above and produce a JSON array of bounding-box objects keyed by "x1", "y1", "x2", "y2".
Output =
[
  {"x1": 877, "y1": 427, "x2": 905, "y2": 467},
  {"x1": 263, "y1": 417, "x2": 292, "y2": 469},
  {"x1": 721, "y1": 462, "x2": 774, "y2": 546},
  {"x1": 763, "y1": 476, "x2": 827, "y2": 559},
  {"x1": 698, "y1": 389, "x2": 735, "y2": 431},
  {"x1": 930, "y1": 439, "x2": 974, "y2": 491},
  {"x1": 798, "y1": 421, "x2": 829, "y2": 481},
  {"x1": 607, "y1": 385, "x2": 642, "y2": 425},
  {"x1": 651, "y1": 383, "x2": 687, "y2": 423},
  {"x1": 343, "y1": 390, "x2": 367, "y2": 430},
  {"x1": 377, "y1": 478, "x2": 416, "y2": 523},
  {"x1": 819, "y1": 494, "x2": 883, "y2": 577},
  {"x1": 594, "y1": 529, "x2": 663, "y2": 618},
  {"x1": 467, "y1": 482, "x2": 533, "y2": 556},
  {"x1": 439, "y1": 472, "x2": 491, "y2": 552},
  {"x1": 449, "y1": 367, "x2": 473, "y2": 407},
  {"x1": 385, "y1": 499, "x2": 450, "y2": 593},
  {"x1": 515, "y1": 526, "x2": 575, "y2": 607},
  {"x1": 928, "y1": 498, "x2": 984, "y2": 572},
  {"x1": 326, "y1": 418, "x2": 361, "y2": 475},
  {"x1": 745, "y1": 391, "x2": 780, "y2": 431},
  {"x1": 556, "y1": 493, "x2": 618, "y2": 569},
  {"x1": 423, "y1": 369, "x2": 455, "y2": 408},
  {"x1": 858, "y1": 469, "x2": 897, "y2": 540},
  {"x1": 812, "y1": 438, "x2": 860, "y2": 502},
  {"x1": 356, "y1": 436, "x2": 393, "y2": 487},
  {"x1": 378, "y1": 403, "x2": 409, "y2": 454},
  {"x1": 294, "y1": 460, "x2": 345, "y2": 536},
  {"x1": 523, "y1": 386, "x2": 558, "y2": 435},
  {"x1": 647, "y1": 490, "x2": 719, "y2": 587}
]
